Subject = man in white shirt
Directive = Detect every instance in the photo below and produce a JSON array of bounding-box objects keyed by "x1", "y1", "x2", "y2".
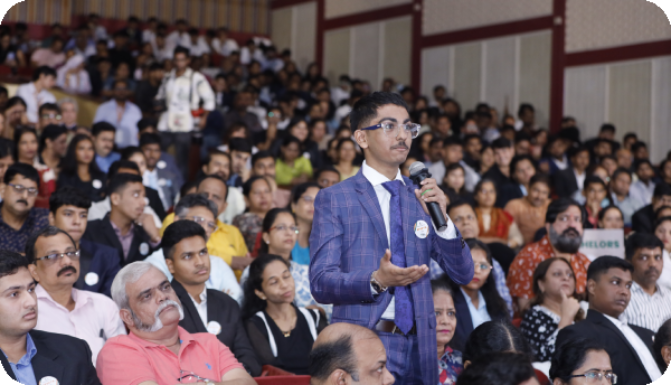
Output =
[
  {"x1": 630, "y1": 159, "x2": 656, "y2": 205},
  {"x1": 16, "y1": 66, "x2": 57, "y2": 124},
  {"x1": 556, "y1": 256, "x2": 662, "y2": 385},
  {"x1": 165, "y1": 19, "x2": 191, "y2": 52},
  {"x1": 93, "y1": 79, "x2": 142, "y2": 148},
  {"x1": 211, "y1": 27, "x2": 239, "y2": 57},
  {"x1": 26, "y1": 226, "x2": 126, "y2": 364}
]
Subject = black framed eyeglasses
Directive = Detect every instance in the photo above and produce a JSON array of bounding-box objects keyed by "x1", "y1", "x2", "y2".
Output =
[
  {"x1": 8, "y1": 183, "x2": 38, "y2": 197},
  {"x1": 34, "y1": 250, "x2": 80, "y2": 265},
  {"x1": 360, "y1": 122, "x2": 420, "y2": 139},
  {"x1": 565, "y1": 370, "x2": 617, "y2": 384},
  {"x1": 177, "y1": 370, "x2": 217, "y2": 383}
]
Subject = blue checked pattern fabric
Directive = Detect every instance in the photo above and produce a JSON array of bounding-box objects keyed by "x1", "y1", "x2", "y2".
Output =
[{"x1": 382, "y1": 180, "x2": 415, "y2": 334}]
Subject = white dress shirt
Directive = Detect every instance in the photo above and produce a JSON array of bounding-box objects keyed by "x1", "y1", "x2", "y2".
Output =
[
  {"x1": 630, "y1": 180, "x2": 656, "y2": 206},
  {"x1": 602, "y1": 312, "x2": 662, "y2": 381},
  {"x1": 574, "y1": 169, "x2": 586, "y2": 192},
  {"x1": 16, "y1": 82, "x2": 56, "y2": 123},
  {"x1": 620, "y1": 281, "x2": 671, "y2": 332},
  {"x1": 361, "y1": 160, "x2": 457, "y2": 320},
  {"x1": 460, "y1": 287, "x2": 491, "y2": 329},
  {"x1": 189, "y1": 287, "x2": 209, "y2": 327}
]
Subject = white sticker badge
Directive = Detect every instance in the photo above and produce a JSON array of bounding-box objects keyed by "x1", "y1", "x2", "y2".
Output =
[
  {"x1": 207, "y1": 321, "x2": 222, "y2": 335},
  {"x1": 84, "y1": 272, "x2": 99, "y2": 286},
  {"x1": 39, "y1": 376, "x2": 59, "y2": 385},
  {"x1": 414, "y1": 220, "x2": 429, "y2": 239},
  {"x1": 92, "y1": 179, "x2": 102, "y2": 189},
  {"x1": 139, "y1": 242, "x2": 150, "y2": 256},
  {"x1": 157, "y1": 160, "x2": 167, "y2": 169}
]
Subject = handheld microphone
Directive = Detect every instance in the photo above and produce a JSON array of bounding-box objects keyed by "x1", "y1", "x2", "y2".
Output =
[{"x1": 409, "y1": 161, "x2": 448, "y2": 231}]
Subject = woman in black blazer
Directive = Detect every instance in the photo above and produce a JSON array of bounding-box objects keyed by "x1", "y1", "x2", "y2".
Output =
[{"x1": 56, "y1": 134, "x2": 106, "y2": 202}]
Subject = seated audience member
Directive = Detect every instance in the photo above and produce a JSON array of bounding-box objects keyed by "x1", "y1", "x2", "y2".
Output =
[
  {"x1": 56, "y1": 134, "x2": 106, "y2": 202},
  {"x1": 474, "y1": 179, "x2": 523, "y2": 249},
  {"x1": 141, "y1": 133, "x2": 181, "y2": 211},
  {"x1": 482, "y1": 137, "x2": 516, "y2": 200},
  {"x1": 314, "y1": 166, "x2": 340, "y2": 189},
  {"x1": 653, "y1": 318, "x2": 671, "y2": 373},
  {"x1": 26, "y1": 226, "x2": 126, "y2": 363},
  {"x1": 202, "y1": 150, "x2": 246, "y2": 224},
  {"x1": 505, "y1": 173, "x2": 552, "y2": 245},
  {"x1": 582, "y1": 176, "x2": 611, "y2": 228},
  {"x1": 0, "y1": 250, "x2": 100, "y2": 384},
  {"x1": 49, "y1": 187, "x2": 120, "y2": 296},
  {"x1": 15, "y1": 127, "x2": 56, "y2": 208},
  {"x1": 456, "y1": 352, "x2": 539, "y2": 385},
  {"x1": 275, "y1": 136, "x2": 313, "y2": 186},
  {"x1": 332, "y1": 138, "x2": 359, "y2": 181},
  {"x1": 92, "y1": 122, "x2": 120, "y2": 173},
  {"x1": 36, "y1": 103, "x2": 62, "y2": 131},
  {"x1": 620, "y1": 233, "x2": 671, "y2": 332},
  {"x1": 0, "y1": 164, "x2": 49, "y2": 252},
  {"x1": 56, "y1": 53, "x2": 91, "y2": 94},
  {"x1": 550, "y1": 338, "x2": 616, "y2": 385},
  {"x1": 274, "y1": 118, "x2": 322, "y2": 171},
  {"x1": 308, "y1": 322, "x2": 395, "y2": 385},
  {"x1": 610, "y1": 168, "x2": 644, "y2": 226},
  {"x1": 440, "y1": 163, "x2": 474, "y2": 205},
  {"x1": 556, "y1": 256, "x2": 662, "y2": 384},
  {"x1": 630, "y1": 159, "x2": 656, "y2": 205},
  {"x1": 444, "y1": 239, "x2": 509, "y2": 351},
  {"x1": 597, "y1": 205, "x2": 625, "y2": 230},
  {"x1": 291, "y1": 182, "x2": 321, "y2": 265},
  {"x1": 655, "y1": 217, "x2": 671, "y2": 290},
  {"x1": 0, "y1": 138, "x2": 14, "y2": 191},
  {"x1": 498, "y1": 155, "x2": 536, "y2": 208},
  {"x1": 161, "y1": 220, "x2": 261, "y2": 375},
  {"x1": 242, "y1": 254, "x2": 327, "y2": 375},
  {"x1": 37, "y1": 124, "x2": 67, "y2": 173},
  {"x1": 520, "y1": 258, "x2": 584, "y2": 361},
  {"x1": 137, "y1": 118, "x2": 182, "y2": 179},
  {"x1": 97, "y1": 262, "x2": 256, "y2": 384},
  {"x1": 162, "y1": 176, "x2": 251, "y2": 274},
  {"x1": 30, "y1": 38, "x2": 66, "y2": 68},
  {"x1": 462, "y1": 321, "x2": 532, "y2": 368},
  {"x1": 429, "y1": 136, "x2": 480, "y2": 193},
  {"x1": 118, "y1": 150, "x2": 166, "y2": 221},
  {"x1": 93, "y1": 79, "x2": 142, "y2": 148},
  {"x1": 431, "y1": 276, "x2": 463, "y2": 384},
  {"x1": 251, "y1": 150, "x2": 290, "y2": 208},
  {"x1": 633, "y1": 183, "x2": 671, "y2": 234},
  {"x1": 16, "y1": 66, "x2": 57, "y2": 124},
  {"x1": 233, "y1": 176, "x2": 273, "y2": 252},
  {"x1": 228, "y1": 138, "x2": 253, "y2": 188},
  {"x1": 83, "y1": 173, "x2": 160, "y2": 266},
  {"x1": 479, "y1": 144, "x2": 496, "y2": 175},
  {"x1": 508, "y1": 198, "x2": 591, "y2": 312},
  {"x1": 554, "y1": 146, "x2": 591, "y2": 199}
]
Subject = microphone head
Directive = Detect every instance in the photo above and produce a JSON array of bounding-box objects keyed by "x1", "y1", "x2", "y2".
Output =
[{"x1": 409, "y1": 161, "x2": 426, "y2": 177}]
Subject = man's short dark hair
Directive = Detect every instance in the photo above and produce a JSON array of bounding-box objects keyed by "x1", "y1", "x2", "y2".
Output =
[
  {"x1": 38, "y1": 103, "x2": 60, "y2": 115},
  {"x1": 308, "y1": 334, "x2": 358, "y2": 381},
  {"x1": 611, "y1": 167, "x2": 632, "y2": 182},
  {"x1": 636, "y1": 159, "x2": 653, "y2": 171},
  {"x1": 0, "y1": 138, "x2": 13, "y2": 159},
  {"x1": 550, "y1": 338, "x2": 607, "y2": 382},
  {"x1": 204, "y1": 150, "x2": 231, "y2": 167},
  {"x1": 491, "y1": 137, "x2": 512, "y2": 150},
  {"x1": 350, "y1": 92, "x2": 408, "y2": 132},
  {"x1": 528, "y1": 173, "x2": 551, "y2": 190},
  {"x1": 625, "y1": 233, "x2": 664, "y2": 261},
  {"x1": 139, "y1": 133, "x2": 162, "y2": 147},
  {"x1": 0, "y1": 250, "x2": 30, "y2": 279},
  {"x1": 623, "y1": 132, "x2": 637, "y2": 142},
  {"x1": 173, "y1": 45, "x2": 190, "y2": 57},
  {"x1": 582, "y1": 175, "x2": 607, "y2": 192},
  {"x1": 137, "y1": 118, "x2": 157, "y2": 133},
  {"x1": 510, "y1": 155, "x2": 536, "y2": 174},
  {"x1": 174, "y1": 194, "x2": 218, "y2": 222},
  {"x1": 631, "y1": 141, "x2": 648, "y2": 154},
  {"x1": 108, "y1": 160, "x2": 140, "y2": 179},
  {"x1": 161, "y1": 220, "x2": 206, "y2": 260},
  {"x1": 600, "y1": 123, "x2": 616, "y2": 134},
  {"x1": 25, "y1": 226, "x2": 76, "y2": 264},
  {"x1": 251, "y1": 150, "x2": 273, "y2": 167},
  {"x1": 33, "y1": 66, "x2": 57, "y2": 81},
  {"x1": 107, "y1": 173, "x2": 143, "y2": 196},
  {"x1": 587, "y1": 256, "x2": 634, "y2": 282},
  {"x1": 447, "y1": 199, "x2": 475, "y2": 216},
  {"x1": 517, "y1": 103, "x2": 534, "y2": 117},
  {"x1": 4, "y1": 163, "x2": 39, "y2": 187},
  {"x1": 653, "y1": 183, "x2": 671, "y2": 199},
  {"x1": 49, "y1": 186, "x2": 91, "y2": 215},
  {"x1": 92, "y1": 121, "x2": 116, "y2": 137},
  {"x1": 568, "y1": 146, "x2": 589, "y2": 159},
  {"x1": 229, "y1": 138, "x2": 252, "y2": 154},
  {"x1": 197, "y1": 175, "x2": 229, "y2": 200},
  {"x1": 545, "y1": 198, "x2": 582, "y2": 224}
]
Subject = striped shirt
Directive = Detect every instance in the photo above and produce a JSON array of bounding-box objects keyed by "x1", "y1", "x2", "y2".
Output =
[{"x1": 620, "y1": 281, "x2": 671, "y2": 332}]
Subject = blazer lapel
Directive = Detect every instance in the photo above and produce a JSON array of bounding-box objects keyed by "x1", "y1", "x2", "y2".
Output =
[
  {"x1": 101, "y1": 216, "x2": 125, "y2": 264},
  {"x1": 588, "y1": 311, "x2": 648, "y2": 371},
  {"x1": 0, "y1": 353, "x2": 16, "y2": 381},
  {"x1": 172, "y1": 280, "x2": 208, "y2": 333},
  {"x1": 75, "y1": 248, "x2": 94, "y2": 290},
  {"x1": 354, "y1": 173, "x2": 389, "y2": 247},
  {"x1": 30, "y1": 332, "x2": 64, "y2": 382}
]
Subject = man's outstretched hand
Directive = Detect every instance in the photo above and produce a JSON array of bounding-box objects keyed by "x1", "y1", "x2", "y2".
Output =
[{"x1": 372, "y1": 249, "x2": 428, "y2": 289}]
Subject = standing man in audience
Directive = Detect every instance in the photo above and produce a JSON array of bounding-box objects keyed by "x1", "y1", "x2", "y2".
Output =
[
  {"x1": 554, "y1": 146, "x2": 591, "y2": 198},
  {"x1": 97, "y1": 261, "x2": 256, "y2": 384},
  {"x1": 556, "y1": 256, "x2": 661, "y2": 385},
  {"x1": 83, "y1": 173, "x2": 160, "y2": 266},
  {"x1": 163, "y1": 220, "x2": 261, "y2": 375},
  {"x1": 49, "y1": 186, "x2": 120, "y2": 296},
  {"x1": 223, "y1": 90, "x2": 263, "y2": 134},
  {"x1": 201, "y1": 150, "x2": 245, "y2": 224},
  {"x1": 621, "y1": 233, "x2": 671, "y2": 332},
  {"x1": 632, "y1": 183, "x2": 671, "y2": 234},
  {"x1": 482, "y1": 137, "x2": 516, "y2": 199},
  {"x1": 630, "y1": 160, "x2": 656, "y2": 205},
  {"x1": 92, "y1": 122, "x2": 120, "y2": 173},
  {"x1": 26, "y1": 226, "x2": 126, "y2": 364},
  {"x1": 507, "y1": 198, "x2": 591, "y2": 312},
  {"x1": 156, "y1": 46, "x2": 215, "y2": 178},
  {"x1": 0, "y1": 164, "x2": 49, "y2": 253},
  {"x1": 0, "y1": 250, "x2": 101, "y2": 384},
  {"x1": 141, "y1": 133, "x2": 181, "y2": 211},
  {"x1": 93, "y1": 79, "x2": 142, "y2": 149},
  {"x1": 504, "y1": 173, "x2": 552, "y2": 245},
  {"x1": 610, "y1": 168, "x2": 644, "y2": 227},
  {"x1": 16, "y1": 66, "x2": 57, "y2": 124}
]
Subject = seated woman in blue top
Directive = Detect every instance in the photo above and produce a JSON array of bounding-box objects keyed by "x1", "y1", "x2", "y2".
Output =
[
  {"x1": 447, "y1": 238, "x2": 510, "y2": 351},
  {"x1": 289, "y1": 182, "x2": 321, "y2": 265}
]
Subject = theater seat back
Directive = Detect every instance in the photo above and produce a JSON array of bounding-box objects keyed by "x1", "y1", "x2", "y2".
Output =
[{"x1": 254, "y1": 375, "x2": 311, "y2": 384}]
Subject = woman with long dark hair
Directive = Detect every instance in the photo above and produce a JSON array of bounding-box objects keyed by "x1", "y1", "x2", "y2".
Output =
[
  {"x1": 57, "y1": 134, "x2": 106, "y2": 202},
  {"x1": 232, "y1": 176, "x2": 273, "y2": 252},
  {"x1": 333, "y1": 138, "x2": 359, "y2": 181},
  {"x1": 274, "y1": 135, "x2": 313, "y2": 187},
  {"x1": 14, "y1": 127, "x2": 55, "y2": 208},
  {"x1": 290, "y1": 182, "x2": 321, "y2": 265},
  {"x1": 440, "y1": 163, "x2": 474, "y2": 205},
  {"x1": 473, "y1": 179, "x2": 523, "y2": 249},
  {"x1": 241, "y1": 253, "x2": 326, "y2": 374}
]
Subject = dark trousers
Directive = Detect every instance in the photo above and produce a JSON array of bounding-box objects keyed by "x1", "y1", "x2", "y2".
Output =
[
  {"x1": 159, "y1": 131, "x2": 192, "y2": 179},
  {"x1": 378, "y1": 332, "x2": 423, "y2": 385}
]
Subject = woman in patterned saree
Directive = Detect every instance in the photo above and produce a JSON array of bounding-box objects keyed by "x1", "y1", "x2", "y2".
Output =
[{"x1": 432, "y1": 276, "x2": 463, "y2": 384}]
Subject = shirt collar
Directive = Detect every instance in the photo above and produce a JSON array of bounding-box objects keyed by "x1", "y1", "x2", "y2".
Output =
[
  {"x1": 36, "y1": 284, "x2": 91, "y2": 310},
  {"x1": 361, "y1": 160, "x2": 405, "y2": 187},
  {"x1": 5, "y1": 333, "x2": 38, "y2": 367},
  {"x1": 602, "y1": 312, "x2": 625, "y2": 328},
  {"x1": 110, "y1": 218, "x2": 135, "y2": 236},
  {"x1": 631, "y1": 281, "x2": 663, "y2": 297},
  {"x1": 189, "y1": 287, "x2": 208, "y2": 304},
  {"x1": 459, "y1": 287, "x2": 487, "y2": 311}
]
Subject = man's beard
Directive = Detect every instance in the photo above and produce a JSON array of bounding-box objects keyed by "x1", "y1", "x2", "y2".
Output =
[
  {"x1": 131, "y1": 300, "x2": 184, "y2": 332},
  {"x1": 549, "y1": 225, "x2": 583, "y2": 254}
]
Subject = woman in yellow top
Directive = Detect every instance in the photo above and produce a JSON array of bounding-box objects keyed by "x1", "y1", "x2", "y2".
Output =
[
  {"x1": 275, "y1": 135, "x2": 313, "y2": 186},
  {"x1": 333, "y1": 138, "x2": 360, "y2": 181}
]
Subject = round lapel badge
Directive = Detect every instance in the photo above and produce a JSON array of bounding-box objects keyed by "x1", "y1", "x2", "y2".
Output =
[
  {"x1": 92, "y1": 179, "x2": 102, "y2": 189},
  {"x1": 139, "y1": 242, "x2": 150, "y2": 256},
  {"x1": 414, "y1": 220, "x2": 429, "y2": 239},
  {"x1": 157, "y1": 160, "x2": 167, "y2": 169},
  {"x1": 39, "y1": 376, "x2": 59, "y2": 385},
  {"x1": 84, "y1": 272, "x2": 99, "y2": 286},
  {"x1": 207, "y1": 321, "x2": 222, "y2": 335}
]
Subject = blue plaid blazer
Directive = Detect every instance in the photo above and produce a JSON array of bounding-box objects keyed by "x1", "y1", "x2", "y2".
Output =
[{"x1": 309, "y1": 169, "x2": 474, "y2": 385}]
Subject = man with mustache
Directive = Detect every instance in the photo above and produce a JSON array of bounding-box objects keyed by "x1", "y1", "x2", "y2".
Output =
[
  {"x1": 97, "y1": 261, "x2": 256, "y2": 384},
  {"x1": 557, "y1": 256, "x2": 661, "y2": 385},
  {"x1": 0, "y1": 249, "x2": 101, "y2": 384},
  {"x1": 621, "y1": 233, "x2": 671, "y2": 331},
  {"x1": 507, "y1": 198, "x2": 591, "y2": 312},
  {"x1": 0, "y1": 163, "x2": 49, "y2": 253},
  {"x1": 25, "y1": 226, "x2": 126, "y2": 364},
  {"x1": 93, "y1": 79, "x2": 142, "y2": 148}
]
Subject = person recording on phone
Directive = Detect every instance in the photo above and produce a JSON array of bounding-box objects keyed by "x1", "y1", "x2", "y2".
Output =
[{"x1": 309, "y1": 92, "x2": 474, "y2": 385}]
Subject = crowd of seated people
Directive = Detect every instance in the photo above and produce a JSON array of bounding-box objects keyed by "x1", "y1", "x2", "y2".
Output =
[{"x1": 0, "y1": 13, "x2": 671, "y2": 385}]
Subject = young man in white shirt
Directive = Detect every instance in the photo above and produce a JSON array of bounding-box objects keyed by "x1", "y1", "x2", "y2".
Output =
[{"x1": 16, "y1": 66, "x2": 57, "y2": 124}]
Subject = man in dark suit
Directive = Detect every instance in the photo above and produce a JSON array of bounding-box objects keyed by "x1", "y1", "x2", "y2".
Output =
[
  {"x1": 497, "y1": 154, "x2": 536, "y2": 208},
  {"x1": 0, "y1": 250, "x2": 100, "y2": 384},
  {"x1": 49, "y1": 186, "x2": 120, "y2": 296},
  {"x1": 162, "y1": 220, "x2": 261, "y2": 376},
  {"x1": 554, "y1": 146, "x2": 590, "y2": 198},
  {"x1": 109, "y1": 159, "x2": 166, "y2": 221},
  {"x1": 141, "y1": 133, "x2": 181, "y2": 212},
  {"x1": 556, "y1": 256, "x2": 662, "y2": 385},
  {"x1": 83, "y1": 173, "x2": 160, "y2": 266},
  {"x1": 632, "y1": 183, "x2": 671, "y2": 233}
]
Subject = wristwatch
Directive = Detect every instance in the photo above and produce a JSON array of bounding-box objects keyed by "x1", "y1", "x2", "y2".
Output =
[{"x1": 370, "y1": 272, "x2": 388, "y2": 294}]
